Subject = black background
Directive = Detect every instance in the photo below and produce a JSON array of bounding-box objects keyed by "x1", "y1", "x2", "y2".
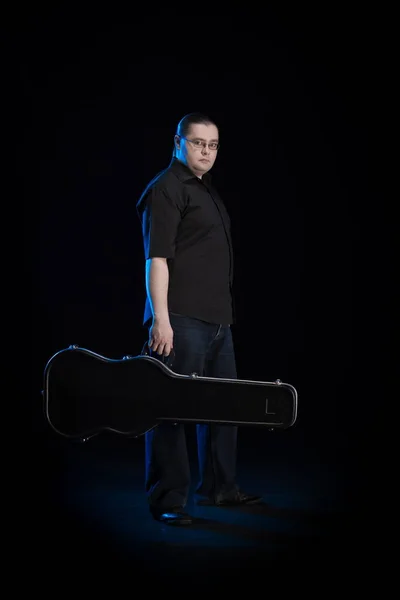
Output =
[{"x1": 13, "y1": 4, "x2": 394, "y2": 581}]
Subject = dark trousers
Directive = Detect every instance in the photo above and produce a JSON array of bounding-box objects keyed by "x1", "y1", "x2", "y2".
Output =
[{"x1": 145, "y1": 313, "x2": 239, "y2": 510}]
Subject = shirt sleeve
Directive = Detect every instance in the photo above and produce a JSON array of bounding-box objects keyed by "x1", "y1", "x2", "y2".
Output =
[{"x1": 141, "y1": 185, "x2": 182, "y2": 259}]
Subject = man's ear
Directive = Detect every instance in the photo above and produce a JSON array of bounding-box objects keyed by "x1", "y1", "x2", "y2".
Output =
[{"x1": 174, "y1": 134, "x2": 180, "y2": 152}]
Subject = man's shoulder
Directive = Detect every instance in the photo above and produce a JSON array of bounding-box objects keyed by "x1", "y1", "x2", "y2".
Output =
[
  {"x1": 142, "y1": 164, "x2": 181, "y2": 196},
  {"x1": 136, "y1": 164, "x2": 183, "y2": 213}
]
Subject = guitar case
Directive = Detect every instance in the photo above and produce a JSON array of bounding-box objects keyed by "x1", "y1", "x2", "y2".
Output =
[{"x1": 42, "y1": 344, "x2": 298, "y2": 441}]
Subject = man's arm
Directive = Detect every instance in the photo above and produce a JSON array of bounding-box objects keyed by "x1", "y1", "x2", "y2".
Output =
[{"x1": 146, "y1": 257, "x2": 174, "y2": 356}]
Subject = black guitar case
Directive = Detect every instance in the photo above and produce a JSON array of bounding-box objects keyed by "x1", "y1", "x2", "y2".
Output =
[{"x1": 42, "y1": 344, "x2": 298, "y2": 440}]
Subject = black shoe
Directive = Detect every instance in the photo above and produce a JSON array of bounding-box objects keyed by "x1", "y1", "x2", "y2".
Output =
[
  {"x1": 197, "y1": 491, "x2": 263, "y2": 507},
  {"x1": 150, "y1": 506, "x2": 193, "y2": 526},
  {"x1": 216, "y1": 491, "x2": 263, "y2": 506}
]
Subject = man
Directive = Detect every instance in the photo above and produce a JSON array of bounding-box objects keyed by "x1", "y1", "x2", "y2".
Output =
[{"x1": 136, "y1": 112, "x2": 262, "y2": 525}]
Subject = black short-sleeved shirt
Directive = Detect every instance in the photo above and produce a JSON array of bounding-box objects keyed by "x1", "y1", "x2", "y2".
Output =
[{"x1": 136, "y1": 157, "x2": 234, "y2": 326}]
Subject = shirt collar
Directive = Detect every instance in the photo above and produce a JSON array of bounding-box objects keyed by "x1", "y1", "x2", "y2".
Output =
[{"x1": 169, "y1": 157, "x2": 212, "y2": 185}]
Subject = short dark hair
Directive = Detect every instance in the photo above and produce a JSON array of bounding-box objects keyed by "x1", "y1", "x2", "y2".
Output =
[{"x1": 173, "y1": 112, "x2": 218, "y2": 156}]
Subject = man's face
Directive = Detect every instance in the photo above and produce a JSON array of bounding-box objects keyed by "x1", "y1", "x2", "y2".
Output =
[{"x1": 175, "y1": 123, "x2": 219, "y2": 178}]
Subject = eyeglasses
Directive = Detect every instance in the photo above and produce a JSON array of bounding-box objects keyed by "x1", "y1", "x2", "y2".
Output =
[{"x1": 179, "y1": 136, "x2": 219, "y2": 151}]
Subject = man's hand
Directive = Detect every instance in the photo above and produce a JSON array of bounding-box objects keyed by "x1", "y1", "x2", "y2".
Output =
[{"x1": 148, "y1": 318, "x2": 174, "y2": 357}]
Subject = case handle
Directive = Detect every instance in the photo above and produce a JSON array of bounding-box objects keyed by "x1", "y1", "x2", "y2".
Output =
[{"x1": 141, "y1": 341, "x2": 175, "y2": 369}]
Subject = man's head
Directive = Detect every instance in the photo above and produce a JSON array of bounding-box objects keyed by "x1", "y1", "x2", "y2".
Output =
[{"x1": 173, "y1": 113, "x2": 219, "y2": 178}]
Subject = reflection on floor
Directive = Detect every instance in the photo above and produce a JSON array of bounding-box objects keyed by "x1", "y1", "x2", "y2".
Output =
[{"x1": 28, "y1": 419, "x2": 371, "y2": 586}]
